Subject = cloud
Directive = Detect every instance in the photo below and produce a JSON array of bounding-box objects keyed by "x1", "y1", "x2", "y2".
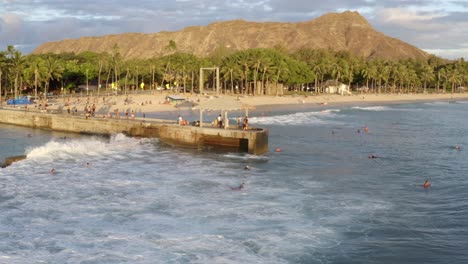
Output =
[
  {"x1": 369, "y1": 7, "x2": 468, "y2": 58},
  {"x1": 377, "y1": 8, "x2": 444, "y2": 24},
  {"x1": 1, "y1": 0, "x2": 468, "y2": 59}
]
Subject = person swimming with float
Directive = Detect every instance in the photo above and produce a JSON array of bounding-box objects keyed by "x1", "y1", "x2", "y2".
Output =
[
  {"x1": 231, "y1": 182, "x2": 245, "y2": 191},
  {"x1": 423, "y1": 180, "x2": 431, "y2": 188}
]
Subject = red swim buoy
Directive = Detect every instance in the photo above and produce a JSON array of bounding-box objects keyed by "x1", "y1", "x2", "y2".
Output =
[{"x1": 275, "y1": 147, "x2": 282, "y2": 152}]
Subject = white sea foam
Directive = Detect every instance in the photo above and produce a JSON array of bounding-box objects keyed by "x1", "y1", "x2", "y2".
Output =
[
  {"x1": 222, "y1": 153, "x2": 270, "y2": 161},
  {"x1": 424, "y1": 101, "x2": 450, "y2": 105},
  {"x1": 25, "y1": 134, "x2": 156, "y2": 161},
  {"x1": 351, "y1": 106, "x2": 391, "y2": 111},
  {"x1": 250, "y1": 110, "x2": 342, "y2": 126}
]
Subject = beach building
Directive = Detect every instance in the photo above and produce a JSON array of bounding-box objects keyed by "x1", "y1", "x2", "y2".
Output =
[
  {"x1": 322, "y1": 80, "x2": 351, "y2": 95},
  {"x1": 166, "y1": 95, "x2": 186, "y2": 105}
]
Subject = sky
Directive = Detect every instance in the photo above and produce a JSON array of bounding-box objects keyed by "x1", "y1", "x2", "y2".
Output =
[{"x1": 1, "y1": 0, "x2": 468, "y2": 59}]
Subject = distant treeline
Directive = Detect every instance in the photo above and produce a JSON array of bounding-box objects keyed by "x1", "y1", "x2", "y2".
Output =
[{"x1": 0, "y1": 44, "x2": 467, "y2": 99}]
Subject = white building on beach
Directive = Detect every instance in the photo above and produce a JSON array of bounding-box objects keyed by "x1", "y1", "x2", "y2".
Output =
[{"x1": 322, "y1": 80, "x2": 351, "y2": 95}]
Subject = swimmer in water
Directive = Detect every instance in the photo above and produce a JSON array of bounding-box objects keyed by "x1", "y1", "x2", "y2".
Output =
[
  {"x1": 455, "y1": 145, "x2": 461, "y2": 150},
  {"x1": 423, "y1": 180, "x2": 431, "y2": 188},
  {"x1": 231, "y1": 182, "x2": 245, "y2": 191},
  {"x1": 244, "y1": 166, "x2": 250, "y2": 170},
  {"x1": 86, "y1": 162, "x2": 90, "y2": 167},
  {"x1": 50, "y1": 168, "x2": 56, "y2": 174},
  {"x1": 368, "y1": 154, "x2": 379, "y2": 159}
]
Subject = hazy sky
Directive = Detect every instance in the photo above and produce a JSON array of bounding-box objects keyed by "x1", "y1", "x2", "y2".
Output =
[{"x1": 1, "y1": 0, "x2": 467, "y2": 59}]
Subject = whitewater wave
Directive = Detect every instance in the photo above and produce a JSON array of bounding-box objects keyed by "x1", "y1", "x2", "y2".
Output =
[
  {"x1": 351, "y1": 106, "x2": 392, "y2": 111},
  {"x1": 222, "y1": 153, "x2": 270, "y2": 161},
  {"x1": 424, "y1": 101, "x2": 451, "y2": 106},
  {"x1": 26, "y1": 134, "x2": 156, "y2": 162},
  {"x1": 250, "y1": 110, "x2": 342, "y2": 126}
]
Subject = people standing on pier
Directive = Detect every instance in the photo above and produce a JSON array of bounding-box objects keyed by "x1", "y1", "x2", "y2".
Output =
[
  {"x1": 217, "y1": 114, "x2": 223, "y2": 128},
  {"x1": 237, "y1": 116, "x2": 242, "y2": 129},
  {"x1": 243, "y1": 116, "x2": 249, "y2": 130}
]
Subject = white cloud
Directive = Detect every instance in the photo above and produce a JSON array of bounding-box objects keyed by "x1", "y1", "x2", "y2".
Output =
[
  {"x1": 424, "y1": 48, "x2": 468, "y2": 59},
  {"x1": 377, "y1": 8, "x2": 444, "y2": 24}
]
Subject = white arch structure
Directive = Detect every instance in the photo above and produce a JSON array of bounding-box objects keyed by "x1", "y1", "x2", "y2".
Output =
[{"x1": 199, "y1": 67, "x2": 220, "y2": 95}]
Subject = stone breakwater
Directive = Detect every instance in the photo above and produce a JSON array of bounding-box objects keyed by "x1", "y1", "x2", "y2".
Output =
[{"x1": 0, "y1": 109, "x2": 269, "y2": 155}]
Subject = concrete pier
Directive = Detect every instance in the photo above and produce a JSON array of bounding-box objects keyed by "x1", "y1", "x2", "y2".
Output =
[{"x1": 0, "y1": 109, "x2": 269, "y2": 155}]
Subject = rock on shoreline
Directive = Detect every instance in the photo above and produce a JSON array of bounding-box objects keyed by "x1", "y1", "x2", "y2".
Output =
[{"x1": 1, "y1": 155, "x2": 27, "y2": 168}]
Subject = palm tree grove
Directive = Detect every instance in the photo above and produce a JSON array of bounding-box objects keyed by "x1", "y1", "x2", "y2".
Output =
[{"x1": 1, "y1": 43, "x2": 467, "y2": 102}]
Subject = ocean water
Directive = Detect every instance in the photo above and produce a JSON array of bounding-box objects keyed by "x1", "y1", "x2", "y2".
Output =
[{"x1": 1, "y1": 101, "x2": 468, "y2": 264}]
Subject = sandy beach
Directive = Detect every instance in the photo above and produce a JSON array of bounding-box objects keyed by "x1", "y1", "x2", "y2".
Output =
[{"x1": 4, "y1": 92, "x2": 468, "y2": 117}]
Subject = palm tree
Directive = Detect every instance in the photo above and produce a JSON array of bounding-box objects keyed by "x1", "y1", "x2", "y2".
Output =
[
  {"x1": 420, "y1": 63, "x2": 434, "y2": 93},
  {"x1": 0, "y1": 51, "x2": 6, "y2": 106},
  {"x1": 25, "y1": 56, "x2": 46, "y2": 100},
  {"x1": 96, "y1": 54, "x2": 107, "y2": 96},
  {"x1": 439, "y1": 68, "x2": 448, "y2": 93},
  {"x1": 447, "y1": 66, "x2": 461, "y2": 94},
  {"x1": 43, "y1": 56, "x2": 63, "y2": 97},
  {"x1": 6, "y1": 46, "x2": 25, "y2": 99},
  {"x1": 111, "y1": 44, "x2": 122, "y2": 90}
]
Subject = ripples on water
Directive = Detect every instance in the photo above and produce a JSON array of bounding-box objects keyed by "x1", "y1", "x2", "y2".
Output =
[{"x1": 1, "y1": 102, "x2": 468, "y2": 263}]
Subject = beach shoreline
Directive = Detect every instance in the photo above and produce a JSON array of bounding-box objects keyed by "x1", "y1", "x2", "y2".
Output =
[{"x1": 3, "y1": 92, "x2": 468, "y2": 118}]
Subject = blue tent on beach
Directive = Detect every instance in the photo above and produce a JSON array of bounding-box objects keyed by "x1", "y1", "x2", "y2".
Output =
[{"x1": 7, "y1": 96, "x2": 33, "y2": 105}]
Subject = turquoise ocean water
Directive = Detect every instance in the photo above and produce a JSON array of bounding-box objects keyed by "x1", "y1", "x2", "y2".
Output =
[{"x1": 0, "y1": 100, "x2": 467, "y2": 263}]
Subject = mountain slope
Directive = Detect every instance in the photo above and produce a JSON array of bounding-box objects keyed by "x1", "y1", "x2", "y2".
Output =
[{"x1": 32, "y1": 11, "x2": 429, "y2": 60}]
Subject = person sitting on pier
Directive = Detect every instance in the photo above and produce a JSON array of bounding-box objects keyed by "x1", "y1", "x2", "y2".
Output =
[
  {"x1": 177, "y1": 115, "x2": 188, "y2": 126},
  {"x1": 178, "y1": 115, "x2": 183, "y2": 125}
]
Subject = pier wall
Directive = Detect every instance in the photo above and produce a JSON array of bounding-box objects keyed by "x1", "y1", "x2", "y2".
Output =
[{"x1": 0, "y1": 109, "x2": 268, "y2": 155}]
